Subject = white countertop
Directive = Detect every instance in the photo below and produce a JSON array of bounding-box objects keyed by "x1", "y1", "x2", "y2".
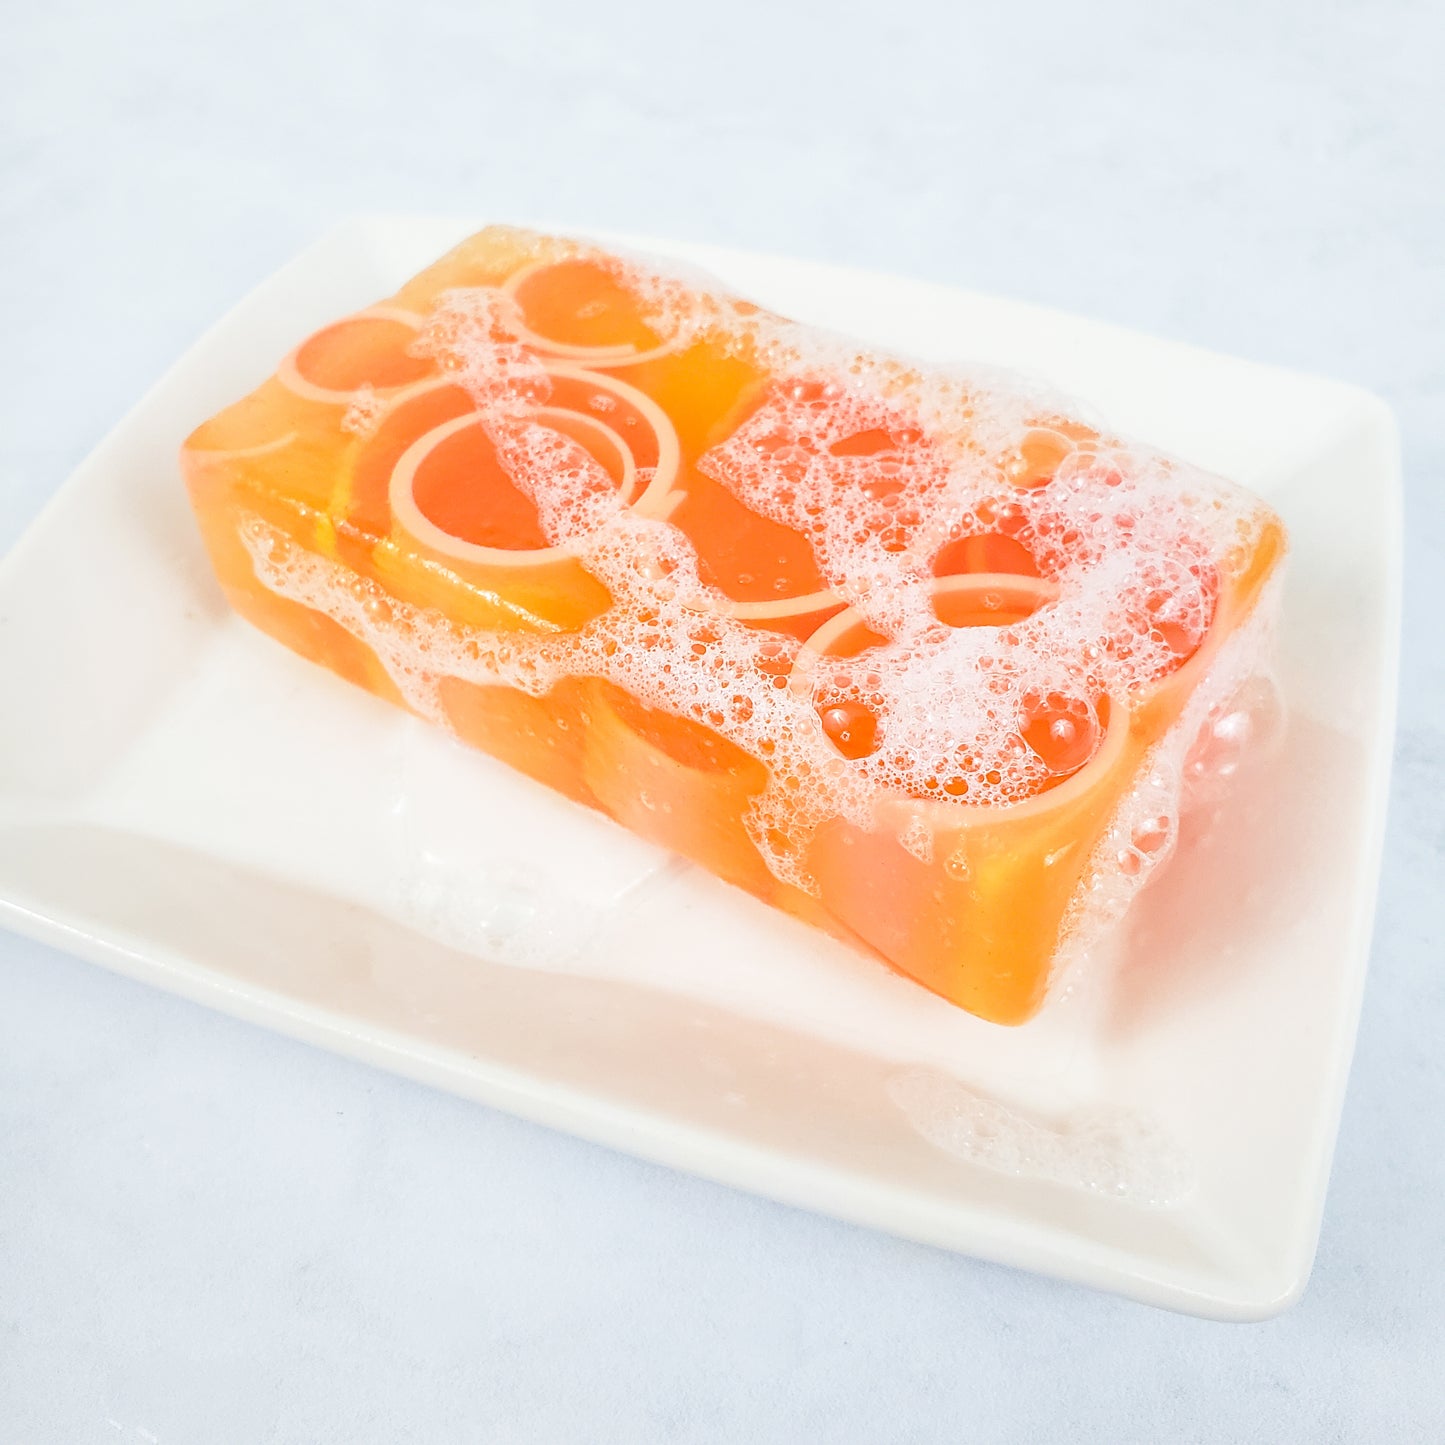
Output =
[{"x1": 2, "y1": 0, "x2": 1441, "y2": 1439}]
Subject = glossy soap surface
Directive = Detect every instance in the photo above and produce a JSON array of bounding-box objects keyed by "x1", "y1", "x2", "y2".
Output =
[{"x1": 181, "y1": 227, "x2": 1285, "y2": 1024}]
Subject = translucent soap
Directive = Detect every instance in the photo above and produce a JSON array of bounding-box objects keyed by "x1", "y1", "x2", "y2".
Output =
[{"x1": 181, "y1": 226, "x2": 1286, "y2": 1024}]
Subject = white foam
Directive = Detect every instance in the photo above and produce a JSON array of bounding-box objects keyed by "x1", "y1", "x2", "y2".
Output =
[
  {"x1": 1055, "y1": 572, "x2": 1286, "y2": 979},
  {"x1": 888, "y1": 1065, "x2": 1196, "y2": 1206},
  {"x1": 389, "y1": 851, "x2": 608, "y2": 969},
  {"x1": 340, "y1": 382, "x2": 385, "y2": 436}
]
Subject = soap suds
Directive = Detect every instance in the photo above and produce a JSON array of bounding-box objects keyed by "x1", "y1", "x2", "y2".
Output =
[{"x1": 888, "y1": 1065, "x2": 1196, "y2": 1206}]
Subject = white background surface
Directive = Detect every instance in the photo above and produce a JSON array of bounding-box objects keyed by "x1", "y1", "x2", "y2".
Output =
[{"x1": 1, "y1": 0, "x2": 1440, "y2": 1439}]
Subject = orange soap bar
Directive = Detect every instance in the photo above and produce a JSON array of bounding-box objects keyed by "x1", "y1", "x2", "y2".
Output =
[{"x1": 182, "y1": 227, "x2": 1286, "y2": 1024}]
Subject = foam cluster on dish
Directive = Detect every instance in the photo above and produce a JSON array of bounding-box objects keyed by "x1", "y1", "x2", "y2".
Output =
[
  {"x1": 887, "y1": 1066, "x2": 1196, "y2": 1206},
  {"x1": 184, "y1": 224, "x2": 1287, "y2": 1026},
  {"x1": 389, "y1": 850, "x2": 609, "y2": 969}
]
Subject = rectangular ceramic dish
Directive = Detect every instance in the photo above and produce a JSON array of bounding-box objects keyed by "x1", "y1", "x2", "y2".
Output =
[{"x1": 0, "y1": 217, "x2": 1400, "y2": 1318}]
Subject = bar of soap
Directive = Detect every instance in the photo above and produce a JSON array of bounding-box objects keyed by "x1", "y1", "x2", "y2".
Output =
[{"x1": 181, "y1": 226, "x2": 1286, "y2": 1024}]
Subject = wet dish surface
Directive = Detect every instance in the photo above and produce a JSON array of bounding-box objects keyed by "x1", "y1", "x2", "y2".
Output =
[{"x1": 0, "y1": 217, "x2": 1399, "y2": 1317}]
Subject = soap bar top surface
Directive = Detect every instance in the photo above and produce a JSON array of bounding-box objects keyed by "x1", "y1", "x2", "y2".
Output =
[{"x1": 182, "y1": 226, "x2": 1285, "y2": 1023}]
